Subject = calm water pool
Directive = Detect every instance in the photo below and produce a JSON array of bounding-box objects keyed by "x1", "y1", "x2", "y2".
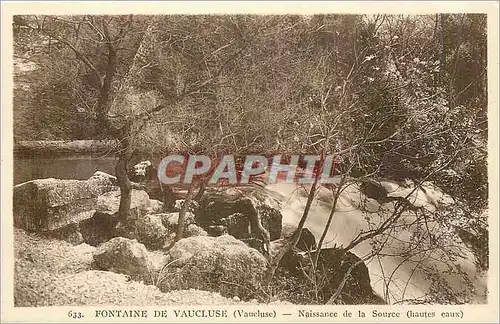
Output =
[{"x1": 14, "y1": 155, "x2": 118, "y2": 185}]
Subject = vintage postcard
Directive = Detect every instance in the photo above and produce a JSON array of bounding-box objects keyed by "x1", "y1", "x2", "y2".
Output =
[{"x1": 1, "y1": 1, "x2": 499, "y2": 323}]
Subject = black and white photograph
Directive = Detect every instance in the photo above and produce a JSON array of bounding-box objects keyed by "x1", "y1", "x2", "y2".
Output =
[{"x1": 2, "y1": 1, "x2": 498, "y2": 322}]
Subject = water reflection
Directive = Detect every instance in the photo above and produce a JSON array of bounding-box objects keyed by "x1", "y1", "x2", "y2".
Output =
[{"x1": 14, "y1": 155, "x2": 118, "y2": 185}]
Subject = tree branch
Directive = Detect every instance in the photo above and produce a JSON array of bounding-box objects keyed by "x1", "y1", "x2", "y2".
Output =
[{"x1": 14, "y1": 17, "x2": 102, "y2": 86}]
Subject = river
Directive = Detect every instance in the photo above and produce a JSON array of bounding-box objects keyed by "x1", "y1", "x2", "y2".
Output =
[
  {"x1": 266, "y1": 182, "x2": 488, "y2": 305},
  {"x1": 14, "y1": 155, "x2": 488, "y2": 305},
  {"x1": 14, "y1": 155, "x2": 118, "y2": 185}
]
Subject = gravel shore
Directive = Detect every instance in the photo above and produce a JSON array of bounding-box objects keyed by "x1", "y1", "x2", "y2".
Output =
[{"x1": 14, "y1": 228, "x2": 289, "y2": 306}]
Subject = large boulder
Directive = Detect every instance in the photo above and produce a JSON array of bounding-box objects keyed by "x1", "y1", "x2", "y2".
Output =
[
  {"x1": 269, "y1": 227, "x2": 318, "y2": 278},
  {"x1": 205, "y1": 225, "x2": 228, "y2": 237},
  {"x1": 185, "y1": 224, "x2": 208, "y2": 237},
  {"x1": 146, "y1": 199, "x2": 164, "y2": 214},
  {"x1": 312, "y1": 248, "x2": 373, "y2": 302},
  {"x1": 79, "y1": 212, "x2": 120, "y2": 247},
  {"x1": 217, "y1": 213, "x2": 249, "y2": 238},
  {"x1": 92, "y1": 237, "x2": 152, "y2": 281},
  {"x1": 309, "y1": 248, "x2": 377, "y2": 304},
  {"x1": 88, "y1": 171, "x2": 117, "y2": 184},
  {"x1": 160, "y1": 212, "x2": 196, "y2": 232},
  {"x1": 79, "y1": 209, "x2": 204, "y2": 249},
  {"x1": 198, "y1": 195, "x2": 282, "y2": 241},
  {"x1": 359, "y1": 179, "x2": 389, "y2": 202},
  {"x1": 161, "y1": 235, "x2": 267, "y2": 299},
  {"x1": 68, "y1": 188, "x2": 162, "y2": 247},
  {"x1": 44, "y1": 223, "x2": 85, "y2": 246},
  {"x1": 257, "y1": 205, "x2": 283, "y2": 241},
  {"x1": 135, "y1": 214, "x2": 169, "y2": 250},
  {"x1": 95, "y1": 189, "x2": 163, "y2": 219},
  {"x1": 296, "y1": 228, "x2": 317, "y2": 252},
  {"x1": 280, "y1": 226, "x2": 317, "y2": 252},
  {"x1": 13, "y1": 173, "x2": 116, "y2": 232},
  {"x1": 277, "y1": 246, "x2": 382, "y2": 305}
]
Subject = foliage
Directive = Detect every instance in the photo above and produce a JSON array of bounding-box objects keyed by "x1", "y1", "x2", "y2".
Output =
[{"x1": 13, "y1": 13, "x2": 488, "y2": 304}]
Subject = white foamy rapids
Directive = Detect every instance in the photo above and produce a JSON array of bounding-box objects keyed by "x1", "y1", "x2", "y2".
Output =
[{"x1": 265, "y1": 180, "x2": 487, "y2": 305}]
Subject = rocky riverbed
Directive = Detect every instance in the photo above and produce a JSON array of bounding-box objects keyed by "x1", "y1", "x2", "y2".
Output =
[
  {"x1": 13, "y1": 170, "x2": 380, "y2": 306},
  {"x1": 13, "y1": 169, "x2": 486, "y2": 306},
  {"x1": 14, "y1": 227, "x2": 296, "y2": 306}
]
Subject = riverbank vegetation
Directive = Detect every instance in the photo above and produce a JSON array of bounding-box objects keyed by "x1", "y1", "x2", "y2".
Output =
[{"x1": 13, "y1": 13, "x2": 488, "y2": 305}]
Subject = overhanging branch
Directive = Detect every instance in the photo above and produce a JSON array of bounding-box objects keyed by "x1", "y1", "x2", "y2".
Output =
[{"x1": 14, "y1": 17, "x2": 103, "y2": 86}]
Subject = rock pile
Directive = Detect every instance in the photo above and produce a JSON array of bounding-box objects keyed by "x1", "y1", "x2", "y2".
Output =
[{"x1": 13, "y1": 170, "x2": 380, "y2": 305}]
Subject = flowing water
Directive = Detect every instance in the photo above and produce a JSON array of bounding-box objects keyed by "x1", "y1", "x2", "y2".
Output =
[
  {"x1": 14, "y1": 155, "x2": 488, "y2": 304},
  {"x1": 265, "y1": 181, "x2": 488, "y2": 305}
]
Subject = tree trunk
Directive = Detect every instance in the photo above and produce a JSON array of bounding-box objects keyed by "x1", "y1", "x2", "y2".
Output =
[
  {"x1": 98, "y1": 37, "x2": 132, "y2": 226},
  {"x1": 115, "y1": 132, "x2": 133, "y2": 225},
  {"x1": 439, "y1": 13, "x2": 446, "y2": 87},
  {"x1": 96, "y1": 53, "x2": 116, "y2": 134},
  {"x1": 176, "y1": 183, "x2": 195, "y2": 242},
  {"x1": 160, "y1": 183, "x2": 177, "y2": 211},
  {"x1": 193, "y1": 179, "x2": 207, "y2": 202},
  {"x1": 264, "y1": 153, "x2": 325, "y2": 283},
  {"x1": 313, "y1": 176, "x2": 347, "y2": 268},
  {"x1": 247, "y1": 198, "x2": 271, "y2": 256}
]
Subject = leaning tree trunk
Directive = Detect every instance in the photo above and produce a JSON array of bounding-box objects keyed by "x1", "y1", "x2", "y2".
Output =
[
  {"x1": 264, "y1": 153, "x2": 325, "y2": 284},
  {"x1": 176, "y1": 183, "x2": 196, "y2": 242},
  {"x1": 93, "y1": 36, "x2": 131, "y2": 225},
  {"x1": 264, "y1": 174, "x2": 320, "y2": 283},
  {"x1": 193, "y1": 179, "x2": 207, "y2": 202},
  {"x1": 99, "y1": 42, "x2": 135, "y2": 227},
  {"x1": 115, "y1": 130, "x2": 133, "y2": 225},
  {"x1": 313, "y1": 175, "x2": 347, "y2": 268}
]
